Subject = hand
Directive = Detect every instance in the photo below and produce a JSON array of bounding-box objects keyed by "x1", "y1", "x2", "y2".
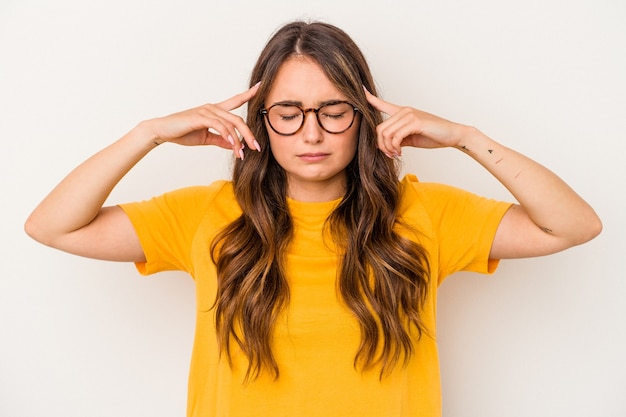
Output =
[
  {"x1": 364, "y1": 87, "x2": 468, "y2": 157},
  {"x1": 146, "y1": 83, "x2": 261, "y2": 159}
]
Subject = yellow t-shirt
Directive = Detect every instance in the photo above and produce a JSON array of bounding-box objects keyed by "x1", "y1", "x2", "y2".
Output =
[{"x1": 120, "y1": 174, "x2": 511, "y2": 417}]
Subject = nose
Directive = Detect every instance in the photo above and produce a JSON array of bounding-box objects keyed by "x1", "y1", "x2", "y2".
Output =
[{"x1": 301, "y1": 111, "x2": 324, "y2": 143}]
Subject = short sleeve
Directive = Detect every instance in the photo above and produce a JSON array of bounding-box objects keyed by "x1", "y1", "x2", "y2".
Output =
[
  {"x1": 401, "y1": 175, "x2": 512, "y2": 282},
  {"x1": 119, "y1": 181, "x2": 229, "y2": 276}
]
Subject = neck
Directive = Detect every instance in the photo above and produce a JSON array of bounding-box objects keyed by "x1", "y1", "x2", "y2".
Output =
[{"x1": 287, "y1": 178, "x2": 346, "y2": 202}]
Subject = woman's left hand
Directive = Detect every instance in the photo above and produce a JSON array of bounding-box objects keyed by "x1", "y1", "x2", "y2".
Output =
[
  {"x1": 364, "y1": 88, "x2": 468, "y2": 157},
  {"x1": 364, "y1": 88, "x2": 602, "y2": 258}
]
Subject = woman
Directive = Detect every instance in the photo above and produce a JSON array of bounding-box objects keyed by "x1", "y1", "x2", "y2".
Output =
[{"x1": 25, "y1": 21, "x2": 601, "y2": 417}]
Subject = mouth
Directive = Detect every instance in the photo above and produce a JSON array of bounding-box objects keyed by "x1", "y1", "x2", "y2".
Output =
[{"x1": 297, "y1": 152, "x2": 330, "y2": 162}]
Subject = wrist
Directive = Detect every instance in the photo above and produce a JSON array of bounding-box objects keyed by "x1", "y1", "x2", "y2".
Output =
[
  {"x1": 133, "y1": 119, "x2": 163, "y2": 148},
  {"x1": 456, "y1": 126, "x2": 495, "y2": 154}
]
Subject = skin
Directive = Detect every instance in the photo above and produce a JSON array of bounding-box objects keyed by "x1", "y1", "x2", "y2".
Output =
[
  {"x1": 264, "y1": 56, "x2": 359, "y2": 202},
  {"x1": 24, "y1": 85, "x2": 261, "y2": 262},
  {"x1": 365, "y1": 90, "x2": 602, "y2": 258},
  {"x1": 24, "y1": 58, "x2": 602, "y2": 264}
]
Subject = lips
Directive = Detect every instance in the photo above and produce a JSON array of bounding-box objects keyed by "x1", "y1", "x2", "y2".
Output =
[{"x1": 297, "y1": 152, "x2": 330, "y2": 162}]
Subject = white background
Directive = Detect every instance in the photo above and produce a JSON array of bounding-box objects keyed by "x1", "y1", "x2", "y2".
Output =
[{"x1": 2, "y1": 0, "x2": 624, "y2": 416}]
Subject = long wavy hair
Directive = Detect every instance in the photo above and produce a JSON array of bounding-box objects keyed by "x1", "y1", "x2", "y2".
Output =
[{"x1": 210, "y1": 21, "x2": 430, "y2": 381}]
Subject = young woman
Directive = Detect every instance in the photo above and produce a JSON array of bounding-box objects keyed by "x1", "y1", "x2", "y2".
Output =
[{"x1": 25, "y1": 21, "x2": 601, "y2": 417}]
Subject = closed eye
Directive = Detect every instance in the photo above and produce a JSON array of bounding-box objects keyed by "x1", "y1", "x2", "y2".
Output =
[
  {"x1": 320, "y1": 111, "x2": 347, "y2": 120},
  {"x1": 279, "y1": 113, "x2": 301, "y2": 121}
]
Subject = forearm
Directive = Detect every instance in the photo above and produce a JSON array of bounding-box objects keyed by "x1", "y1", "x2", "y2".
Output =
[
  {"x1": 25, "y1": 121, "x2": 158, "y2": 245},
  {"x1": 457, "y1": 127, "x2": 601, "y2": 245}
]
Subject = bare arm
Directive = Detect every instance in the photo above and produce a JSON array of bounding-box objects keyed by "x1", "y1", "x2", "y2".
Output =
[
  {"x1": 455, "y1": 129, "x2": 601, "y2": 258},
  {"x1": 364, "y1": 89, "x2": 602, "y2": 259},
  {"x1": 25, "y1": 84, "x2": 260, "y2": 261},
  {"x1": 25, "y1": 127, "x2": 158, "y2": 262}
]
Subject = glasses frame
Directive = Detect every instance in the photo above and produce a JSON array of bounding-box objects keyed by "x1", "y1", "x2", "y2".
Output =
[{"x1": 260, "y1": 100, "x2": 359, "y2": 136}]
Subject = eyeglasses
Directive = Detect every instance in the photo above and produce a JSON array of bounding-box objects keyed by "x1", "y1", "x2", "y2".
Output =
[{"x1": 260, "y1": 101, "x2": 359, "y2": 136}]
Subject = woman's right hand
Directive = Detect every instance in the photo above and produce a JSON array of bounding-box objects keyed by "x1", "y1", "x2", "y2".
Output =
[
  {"x1": 146, "y1": 82, "x2": 261, "y2": 159},
  {"x1": 25, "y1": 84, "x2": 262, "y2": 261}
]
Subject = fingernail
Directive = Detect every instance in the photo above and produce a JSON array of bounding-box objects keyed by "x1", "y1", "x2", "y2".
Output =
[
  {"x1": 253, "y1": 140, "x2": 261, "y2": 152},
  {"x1": 227, "y1": 135, "x2": 235, "y2": 146},
  {"x1": 239, "y1": 148, "x2": 245, "y2": 160}
]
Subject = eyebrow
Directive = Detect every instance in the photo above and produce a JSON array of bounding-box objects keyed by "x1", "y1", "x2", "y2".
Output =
[{"x1": 270, "y1": 99, "x2": 346, "y2": 108}]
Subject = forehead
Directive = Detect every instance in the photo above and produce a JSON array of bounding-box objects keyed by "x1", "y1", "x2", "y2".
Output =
[{"x1": 266, "y1": 56, "x2": 347, "y2": 106}]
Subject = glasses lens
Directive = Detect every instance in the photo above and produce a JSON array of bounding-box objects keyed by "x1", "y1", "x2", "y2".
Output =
[
  {"x1": 266, "y1": 102, "x2": 356, "y2": 135},
  {"x1": 318, "y1": 102, "x2": 355, "y2": 133},
  {"x1": 267, "y1": 105, "x2": 304, "y2": 135}
]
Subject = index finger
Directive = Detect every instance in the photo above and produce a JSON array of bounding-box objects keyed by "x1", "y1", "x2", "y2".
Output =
[
  {"x1": 217, "y1": 82, "x2": 261, "y2": 154},
  {"x1": 219, "y1": 82, "x2": 261, "y2": 111},
  {"x1": 363, "y1": 86, "x2": 401, "y2": 116}
]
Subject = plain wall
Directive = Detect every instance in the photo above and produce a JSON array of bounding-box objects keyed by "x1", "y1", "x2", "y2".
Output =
[{"x1": 2, "y1": 0, "x2": 624, "y2": 416}]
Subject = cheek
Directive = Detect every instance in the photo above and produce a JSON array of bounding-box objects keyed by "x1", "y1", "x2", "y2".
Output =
[
  {"x1": 267, "y1": 135, "x2": 289, "y2": 162},
  {"x1": 345, "y1": 139, "x2": 358, "y2": 158},
  {"x1": 344, "y1": 130, "x2": 359, "y2": 157}
]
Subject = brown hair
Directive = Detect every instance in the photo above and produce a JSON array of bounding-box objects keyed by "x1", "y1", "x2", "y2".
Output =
[{"x1": 211, "y1": 21, "x2": 430, "y2": 381}]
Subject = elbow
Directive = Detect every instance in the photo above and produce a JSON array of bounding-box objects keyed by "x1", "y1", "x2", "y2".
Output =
[
  {"x1": 24, "y1": 214, "x2": 40, "y2": 242},
  {"x1": 24, "y1": 213, "x2": 52, "y2": 246},
  {"x1": 586, "y1": 215, "x2": 603, "y2": 242},
  {"x1": 572, "y1": 213, "x2": 603, "y2": 246}
]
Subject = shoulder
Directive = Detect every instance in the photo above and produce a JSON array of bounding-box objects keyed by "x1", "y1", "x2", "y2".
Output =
[
  {"x1": 399, "y1": 174, "x2": 469, "y2": 201},
  {"x1": 149, "y1": 180, "x2": 236, "y2": 209},
  {"x1": 120, "y1": 179, "x2": 239, "y2": 222},
  {"x1": 398, "y1": 174, "x2": 466, "y2": 214},
  {"x1": 397, "y1": 173, "x2": 512, "y2": 229},
  {"x1": 168, "y1": 179, "x2": 233, "y2": 199},
  {"x1": 399, "y1": 173, "x2": 509, "y2": 210}
]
